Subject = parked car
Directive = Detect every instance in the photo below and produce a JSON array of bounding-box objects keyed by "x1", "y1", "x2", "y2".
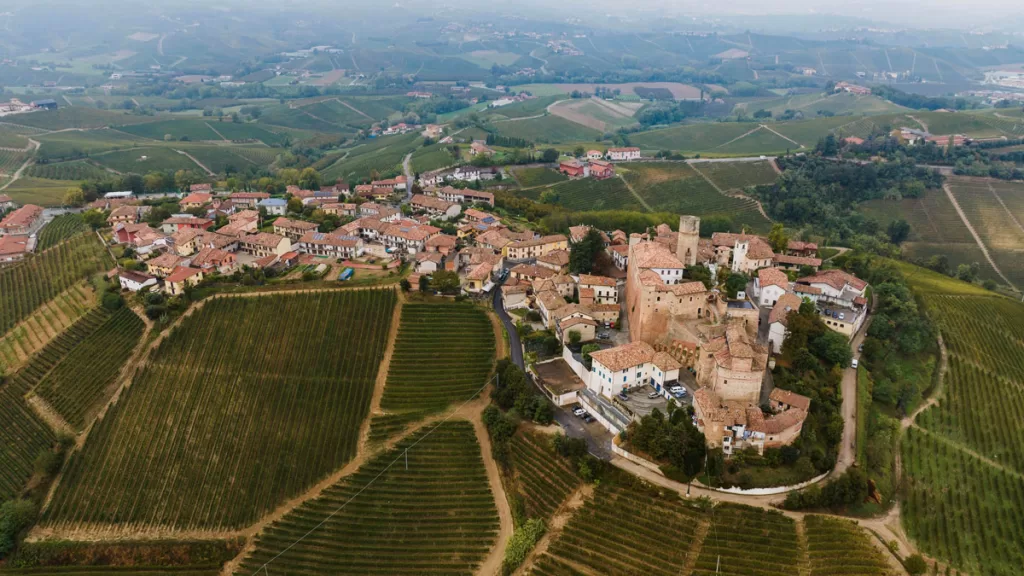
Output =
[
  {"x1": 616, "y1": 391, "x2": 629, "y2": 402},
  {"x1": 839, "y1": 312, "x2": 845, "y2": 320},
  {"x1": 598, "y1": 332, "x2": 609, "y2": 339},
  {"x1": 851, "y1": 358, "x2": 859, "y2": 369},
  {"x1": 824, "y1": 309, "x2": 832, "y2": 316},
  {"x1": 669, "y1": 386, "x2": 687, "y2": 398},
  {"x1": 572, "y1": 407, "x2": 586, "y2": 417},
  {"x1": 583, "y1": 414, "x2": 595, "y2": 424},
  {"x1": 858, "y1": 344, "x2": 864, "y2": 353},
  {"x1": 647, "y1": 391, "x2": 661, "y2": 399}
]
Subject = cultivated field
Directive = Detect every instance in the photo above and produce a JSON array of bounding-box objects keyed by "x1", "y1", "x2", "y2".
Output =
[
  {"x1": 0, "y1": 380, "x2": 55, "y2": 501},
  {"x1": 0, "y1": 283, "x2": 95, "y2": 374},
  {"x1": 0, "y1": 233, "x2": 111, "y2": 336},
  {"x1": 901, "y1": 269, "x2": 1024, "y2": 576},
  {"x1": 410, "y1": 142, "x2": 457, "y2": 174},
  {"x1": 803, "y1": 515, "x2": 895, "y2": 576},
  {"x1": 510, "y1": 166, "x2": 567, "y2": 188},
  {"x1": 621, "y1": 163, "x2": 771, "y2": 232},
  {"x1": 1, "y1": 177, "x2": 71, "y2": 206},
  {"x1": 42, "y1": 290, "x2": 397, "y2": 531},
  {"x1": 691, "y1": 160, "x2": 778, "y2": 191},
  {"x1": 27, "y1": 160, "x2": 110, "y2": 181},
  {"x1": 526, "y1": 177, "x2": 642, "y2": 212},
  {"x1": 90, "y1": 147, "x2": 205, "y2": 174},
  {"x1": 508, "y1": 431, "x2": 580, "y2": 522},
  {"x1": 692, "y1": 504, "x2": 800, "y2": 576},
  {"x1": 946, "y1": 177, "x2": 1024, "y2": 288},
  {"x1": 491, "y1": 115, "x2": 601, "y2": 144},
  {"x1": 35, "y1": 129, "x2": 144, "y2": 160},
  {"x1": 321, "y1": 132, "x2": 421, "y2": 182},
  {"x1": 34, "y1": 307, "x2": 146, "y2": 431},
  {"x1": 37, "y1": 214, "x2": 89, "y2": 250},
  {"x1": 548, "y1": 98, "x2": 642, "y2": 132},
  {"x1": 516, "y1": 82, "x2": 702, "y2": 100},
  {"x1": 0, "y1": 149, "x2": 28, "y2": 177},
  {"x1": 235, "y1": 420, "x2": 499, "y2": 576},
  {"x1": 378, "y1": 303, "x2": 495, "y2": 416},
  {"x1": 528, "y1": 479, "x2": 704, "y2": 575}
]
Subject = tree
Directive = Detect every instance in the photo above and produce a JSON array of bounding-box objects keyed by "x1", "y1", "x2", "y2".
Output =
[
  {"x1": 903, "y1": 554, "x2": 927, "y2": 575},
  {"x1": 685, "y1": 265, "x2": 714, "y2": 288},
  {"x1": 569, "y1": 228, "x2": 604, "y2": 274},
  {"x1": 723, "y1": 272, "x2": 749, "y2": 299},
  {"x1": 811, "y1": 329, "x2": 852, "y2": 367},
  {"x1": 568, "y1": 330, "x2": 582, "y2": 347},
  {"x1": 298, "y1": 167, "x2": 321, "y2": 191},
  {"x1": 541, "y1": 148, "x2": 559, "y2": 163},
  {"x1": 0, "y1": 499, "x2": 37, "y2": 559},
  {"x1": 399, "y1": 279, "x2": 411, "y2": 292},
  {"x1": 62, "y1": 187, "x2": 85, "y2": 207},
  {"x1": 887, "y1": 219, "x2": 911, "y2": 244},
  {"x1": 287, "y1": 197, "x2": 303, "y2": 214},
  {"x1": 101, "y1": 292, "x2": 123, "y2": 311},
  {"x1": 143, "y1": 172, "x2": 166, "y2": 193},
  {"x1": 429, "y1": 270, "x2": 461, "y2": 294},
  {"x1": 956, "y1": 262, "x2": 980, "y2": 283},
  {"x1": 767, "y1": 223, "x2": 789, "y2": 252},
  {"x1": 82, "y1": 209, "x2": 106, "y2": 230},
  {"x1": 174, "y1": 170, "x2": 199, "y2": 192},
  {"x1": 573, "y1": 146, "x2": 585, "y2": 158}
]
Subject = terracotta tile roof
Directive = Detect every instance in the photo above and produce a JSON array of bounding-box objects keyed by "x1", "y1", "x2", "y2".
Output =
[
  {"x1": 745, "y1": 237, "x2": 775, "y2": 260},
  {"x1": 560, "y1": 317, "x2": 597, "y2": 331},
  {"x1": 426, "y1": 234, "x2": 457, "y2": 248},
  {"x1": 652, "y1": 351, "x2": 682, "y2": 372},
  {"x1": 793, "y1": 284, "x2": 821, "y2": 295},
  {"x1": 589, "y1": 341, "x2": 656, "y2": 372},
  {"x1": 711, "y1": 232, "x2": 763, "y2": 248},
  {"x1": 0, "y1": 204, "x2": 43, "y2": 229},
  {"x1": 536, "y1": 290, "x2": 566, "y2": 312},
  {"x1": 631, "y1": 241, "x2": 684, "y2": 270},
  {"x1": 797, "y1": 269, "x2": 868, "y2": 291},
  {"x1": 502, "y1": 283, "x2": 528, "y2": 295},
  {"x1": 0, "y1": 194, "x2": 12, "y2": 203},
  {"x1": 273, "y1": 217, "x2": 318, "y2": 231},
  {"x1": 769, "y1": 388, "x2": 812, "y2": 411},
  {"x1": 410, "y1": 193, "x2": 455, "y2": 212},
  {"x1": 578, "y1": 274, "x2": 616, "y2": 287},
  {"x1": 466, "y1": 262, "x2": 492, "y2": 281},
  {"x1": 180, "y1": 192, "x2": 213, "y2": 205},
  {"x1": 508, "y1": 234, "x2": 567, "y2": 250},
  {"x1": 242, "y1": 232, "x2": 287, "y2": 249},
  {"x1": 749, "y1": 406, "x2": 808, "y2": 435},
  {"x1": 383, "y1": 221, "x2": 439, "y2": 242},
  {"x1": 476, "y1": 229, "x2": 512, "y2": 249},
  {"x1": 774, "y1": 253, "x2": 822, "y2": 267},
  {"x1": 769, "y1": 293, "x2": 803, "y2": 326},
  {"x1": 579, "y1": 287, "x2": 595, "y2": 300},
  {"x1": 758, "y1": 267, "x2": 789, "y2": 290},
  {"x1": 148, "y1": 253, "x2": 184, "y2": 268},
  {"x1": 0, "y1": 235, "x2": 29, "y2": 256},
  {"x1": 163, "y1": 216, "x2": 212, "y2": 226},
  {"x1": 229, "y1": 192, "x2": 270, "y2": 200},
  {"x1": 787, "y1": 240, "x2": 818, "y2": 252},
  {"x1": 511, "y1": 263, "x2": 554, "y2": 279},
  {"x1": 537, "y1": 249, "x2": 569, "y2": 267},
  {"x1": 299, "y1": 230, "x2": 362, "y2": 248},
  {"x1": 119, "y1": 269, "x2": 155, "y2": 283},
  {"x1": 166, "y1": 266, "x2": 202, "y2": 283}
]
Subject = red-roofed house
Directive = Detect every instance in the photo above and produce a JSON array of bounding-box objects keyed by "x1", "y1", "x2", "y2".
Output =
[
  {"x1": 606, "y1": 147, "x2": 640, "y2": 161},
  {"x1": 0, "y1": 235, "x2": 30, "y2": 263},
  {"x1": 165, "y1": 267, "x2": 204, "y2": 296},
  {"x1": 753, "y1": 267, "x2": 789, "y2": 307},
  {"x1": 161, "y1": 216, "x2": 213, "y2": 234},
  {"x1": 589, "y1": 159, "x2": 615, "y2": 179},
  {"x1": 0, "y1": 204, "x2": 43, "y2": 236},
  {"x1": 180, "y1": 192, "x2": 213, "y2": 210},
  {"x1": 558, "y1": 159, "x2": 588, "y2": 178}
]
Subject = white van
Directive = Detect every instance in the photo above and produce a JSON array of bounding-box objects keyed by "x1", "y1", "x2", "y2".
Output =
[{"x1": 851, "y1": 359, "x2": 859, "y2": 369}]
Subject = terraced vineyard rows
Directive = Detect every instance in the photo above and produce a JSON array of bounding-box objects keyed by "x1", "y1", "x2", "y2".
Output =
[
  {"x1": 0, "y1": 149, "x2": 27, "y2": 175},
  {"x1": 0, "y1": 382, "x2": 55, "y2": 500},
  {"x1": 530, "y1": 177, "x2": 642, "y2": 212},
  {"x1": 509, "y1": 431, "x2": 580, "y2": 521},
  {"x1": 235, "y1": 420, "x2": 499, "y2": 576},
  {"x1": 692, "y1": 504, "x2": 800, "y2": 576},
  {"x1": 0, "y1": 233, "x2": 111, "y2": 335},
  {"x1": 0, "y1": 283, "x2": 95, "y2": 373},
  {"x1": 947, "y1": 178, "x2": 1024, "y2": 287},
  {"x1": 803, "y1": 515, "x2": 895, "y2": 575},
  {"x1": 692, "y1": 160, "x2": 778, "y2": 191},
  {"x1": 37, "y1": 214, "x2": 88, "y2": 251},
  {"x1": 26, "y1": 161, "x2": 109, "y2": 181},
  {"x1": 901, "y1": 270, "x2": 1024, "y2": 576},
  {"x1": 511, "y1": 166, "x2": 568, "y2": 188},
  {"x1": 35, "y1": 307, "x2": 145, "y2": 430},
  {"x1": 379, "y1": 303, "x2": 495, "y2": 417},
  {"x1": 42, "y1": 290, "x2": 396, "y2": 531},
  {"x1": 528, "y1": 480, "x2": 704, "y2": 576}
]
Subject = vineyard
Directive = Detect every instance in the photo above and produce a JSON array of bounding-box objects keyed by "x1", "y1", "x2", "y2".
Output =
[
  {"x1": 491, "y1": 115, "x2": 601, "y2": 144},
  {"x1": 90, "y1": 147, "x2": 204, "y2": 174},
  {"x1": 379, "y1": 303, "x2": 495, "y2": 416},
  {"x1": 508, "y1": 431, "x2": 580, "y2": 522},
  {"x1": 0, "y1": 283, "x2": 95, "y2": 373},
  {"x1": 803, "y1": 515, "x2": 895, "y2": 576},
  {"x1": 410, "y1": 143, "x2": 457, "y2": 174},
  {"x1": 1, "y1": 177, "x2": 71, "y2": 206},
  {"x1": 26, "y1": 161, "x2": 109, "y2": 181},
  {"x1": 0, "y1": 379, "x2": 55, "y2": 501},
  {"x1": 621, "y1": 163, "x2": 771, "y2": 232},
  {"x1": 528, "y1": 479, "x2": 704, "y2": 575},
  {"x1": 946, "y1": 177, "x2": 1024, "y2": 288},
  {"x1": 320, "y1": 133, "x2": 421, "y2": 182},
  {"x1": 34, "y1": 307, "x2": 146, "y2": 430},
  {"x1": 690, "y1": 160, "x2": 779, "y2": 191},
  {"x1": 235, "y1": 420, "x2": 499, "y2": 576},
  {"x1": 42, "y1": 290, "x2": 397, "y2": 531},
  {"x1": 0, "y1": 149, "x2": 27, "y2": 176},
  {"x1": 0, "y1": 233, "x2": 111, "y2": 336},
  {"x1": 37, "y1": 214, "x2": 88, "y2": 251},
  {"x1": 529, "y1": 177, "x2": 643, "y2": 212},
  {"x1": 900, "y1": 271, "x2": 1024, "y2": 576},
  {"x1": 692, "y1": 504, "x2": 800, "y2": 576},
  {"x1": 115, "y1": 119, "x2": 223, "y2": 142},
  {"x1": 511, "y1": 166, "x2": 568, "y2": 188}
]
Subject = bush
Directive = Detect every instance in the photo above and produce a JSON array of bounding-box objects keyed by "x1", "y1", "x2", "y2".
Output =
[
  {"x1": 904, "y1": 554, "x2": 927, "y2": 575},
  {"x1": 501, "y1": 518, "x2": 546, "y2": 575},
  {"x1": 33, "y1": 450, "x2": 62, "y2": 476},
  {"x1": 0, "y1": 500, "x2": 37, "y2": 560},
  {"x1": 101, "y1": 292, "x2": 124, "y2": 311}
]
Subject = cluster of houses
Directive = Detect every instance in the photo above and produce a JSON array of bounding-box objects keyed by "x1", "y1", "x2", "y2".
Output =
[
  {"x1": 526, "y1": 215, "x2": 867, "y2": 459},
  {"x1": 0, "y1": 199, "x2": 45, "y2": 263}
]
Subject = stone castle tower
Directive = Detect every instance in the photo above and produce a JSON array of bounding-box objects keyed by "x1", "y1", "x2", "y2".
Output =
[{"x1": 676, "y1": 215, "x2": 700, "y2": 267}]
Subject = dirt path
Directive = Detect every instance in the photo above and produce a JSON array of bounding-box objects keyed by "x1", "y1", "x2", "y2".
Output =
[
  {"x1": 0, "y1": 138, "x2": 40, "y2": 191},
  {"x1": 617, "y1": 174, "x2": 653, "y2": 212},
  {"x1": 908, "y1": 114, "x2": 929, "y2": 134},
  {"x1": 471, "y1": 399, "x2": 515, "y2": 576},
  {"x1": 760, "y1": 124, "x2": 804, "y2": 148},
  {"x1": 334, "y1": 98, "x2": 373, "y2": 120},
  {"x1": 515, "y1": 485, "x2": 593, "y2": 575},
  {"x1": 175, "y1": 149, "x2": 215, "y2": 177},
  {"x1": 714, "y1": 125, "x2": 764, "y2": 149},
  {"x1": 204, "y1": 122, "x2": 228, "y2": 141},
  {"x1": 942, "y1": 183, "x2": 1016, "y2": 290}
]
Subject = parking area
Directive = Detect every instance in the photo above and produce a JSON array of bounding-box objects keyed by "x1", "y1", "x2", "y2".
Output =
[{"x1": 616, "y1": 386, "x2": 670, "y2": 418}]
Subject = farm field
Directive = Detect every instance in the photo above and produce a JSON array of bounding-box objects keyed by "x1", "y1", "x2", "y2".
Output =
[
  {"x1": 0, "y1": 538, "x2": 242, "y2": 575},
  {"x1": 1, "y1": 177, "x2": 70, "y2": 206},
  {"x1": 0, "y1": 149, "x2": 28, "y2": 177},
  {"x1": 946, "y1": 177, "x2": 1024, "y2": 289},
  {"x1": 548, "y1": 98, "x2": 641, "y2": 132},
  {"x1": 115, "y1": 119, "x2": 223, "y2": 142},
  {"x1": 36, "y1": 214, "x2": 86, "y2": 251},
  {"x1": 378, "y1": 303, "x2": 495, "y2": 417},
  {"x1": 26, "y1": 160, "x2": 110, "y2": 181},
  {"x1": 321, "y1": 133, "x2": 421, "y2": 182},
  {"x1": 90, "y1": 147, "x2": 205, "y2": 174},
  {"x1": 491, "y1": 115, "x2": 601, "y2": 144},
  {"x1": 42, "y1": 290, "x2": 397, "y2": 532},
  {"x1": 203, "y1": 121, "x2": 288, "y2": 145},
  {"x1": 901, "y1": 269, "x2": 1024, "y2": 576},
  {"x1": 35, "y1": 129, "x2": 147, "y2": 160},
  {"x1": 803, "y1": 515, "x2": 895, "y2": 576},
  {"x1": 630, "y1": 121, "x2": 761, "y2": 152},
  {"x1": 515, "y1": 82, "x2": 702, "y2": 100},
  {"x1": 410, "y1": 142, "x2": 457, "y2": 174},
  {"x1": 174, "y1": 145, "x2": 261, "y2": 175},
  {"x1": 0, "y1": 108, "x2": 161, "y2": 130},
  {"x1": 484, "y1": 96, "x2": 561, "y2": 120},
  {"x1": 508, "y1": 430, "x2": 580, "y2": 522},
  {"x1": 0, "y1": 283, "x2": 95, "y2": 374},
  {"x1": 735, "y1": 92, "x2": 906, "y2": 118},
  {"x1": 0, "y1": 233, "x2": 111, "y2": 336},
  {"x1": 529, "y1": 177, "x2": 642, "y2": 212},
  {"x1": 691, "y1": 504, "x2": 801, "y2": 576},
  {"x1": 620, "y1": 163, "x2": 771, "y2": 232},
  {"x1": 690, "y1": 160, "x2": 778, "y2": 191},
  {"x1": 296, "y1": 99, "x2": 375, "y2": 128},
  {"x1": 527, "y1": 478, "x2": 705, "y2": 576},
  {"x1": 858, "y1": 187, "x2": 998, "y2": 283},
  {"x1": 0, "y1": 126, "x2": 30, "y2": 148},
  {"x1": 511, "y1": 166, "x2": 568, "y2": 188},
  {"x1": 714, "y1": 126, "x2": 800, "y2": 155},
  {"x1": 34, "y1": 307, "x2": 146, "y2": 431},
  {"x1": 0, "y1": 379, "x2": 55, "y2": 501},
  {"x1": 235, "y1": 420, "x2": 499, "y2": 576}
]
